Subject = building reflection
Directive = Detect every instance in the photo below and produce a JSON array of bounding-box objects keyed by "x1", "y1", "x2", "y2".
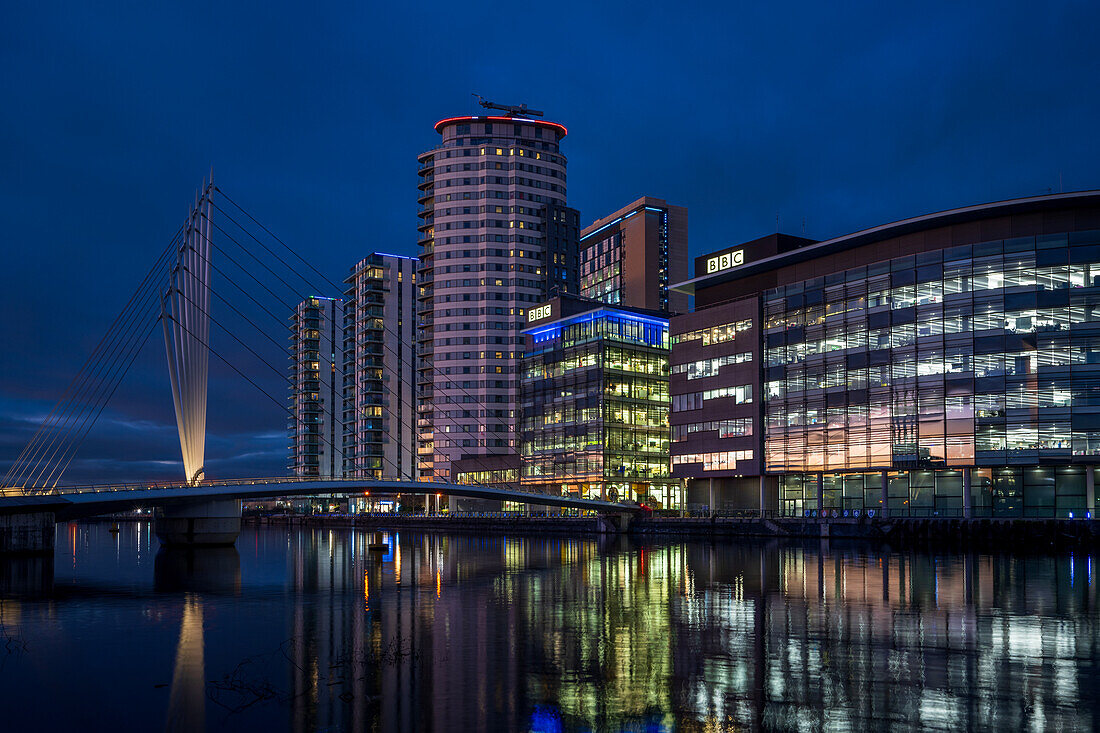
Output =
[
  {"x1": 0, "y1": 555, "x2": 53, "y2": 597},
  {"x1": 277, "y1": 529, "x2": 1100, "y2": 731},
  {"x1": 671, "y1": 541, "x2": 1099, "y2": 731}
]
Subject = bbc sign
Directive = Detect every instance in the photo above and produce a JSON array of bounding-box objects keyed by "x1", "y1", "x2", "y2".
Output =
[
  {"x1": 706, "y1": 249, "x2": 745, "y2": 274},
  {"x1": 528, "y1": 304, "x2": 552, "y2": 322}
]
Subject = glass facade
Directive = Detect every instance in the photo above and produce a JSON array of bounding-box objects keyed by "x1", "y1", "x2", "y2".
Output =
[
  {"x1": 580, "y1": 232, "x2": 623, "y2": 304},
  {"x1": 760, "y1": 229, "x2": 1100, "y2": 517},
  {"x1": 579, "y1": 201, "x2": 687, "y2": 314},
  {"x1": 520, "y1": 308, "x2": 677, "y2": 507}
]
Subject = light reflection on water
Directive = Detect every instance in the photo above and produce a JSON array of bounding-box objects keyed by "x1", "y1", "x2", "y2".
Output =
[{"x1": 0, "y1": 521, "x2": 1096, "y2": 731}]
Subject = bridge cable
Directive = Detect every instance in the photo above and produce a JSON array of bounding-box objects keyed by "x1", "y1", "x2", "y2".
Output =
[
  {"x1": 46, "y1": 317, "x2": 164, "y2": 488},
  {"x1": 212, "y1": 194, "x2": 521, "y2": 489},
  {"x1": 159, "y1": 307, "x2": 408, "y2": 480},
  {"x1": 161, "y1": 263, "x2": 410, "y2": 481},
  {"x1": 24, "y1": 268, "x2": 173, "y2": 489},
  {"x1": 190, "y1": 206, "x2": 513, "y2": 487},
  {"x1": 5, "y1": 225, "x2": 184, "y2": 487},
  {"x1": 168, "y1": 226, "x2": 398, "y2": 474},
  {"x1": 207, "y1": 194, "x2": 521, "y2": 488},
  {"x1": 11, "y1": 236, "x2": 181, "y2": 490},
  {"x1": 193, "y1": 203, "x2": 507, "y2": 485}
]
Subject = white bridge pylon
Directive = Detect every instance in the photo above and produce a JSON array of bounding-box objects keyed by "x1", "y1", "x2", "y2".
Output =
[{"x1": 161, "y1": 180, "x2": 213, "y2": 486}]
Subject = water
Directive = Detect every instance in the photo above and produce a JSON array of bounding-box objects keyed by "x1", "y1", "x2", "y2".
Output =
[{"x1": 0, "y1": 522, "x2": 1097, "y2": 731}]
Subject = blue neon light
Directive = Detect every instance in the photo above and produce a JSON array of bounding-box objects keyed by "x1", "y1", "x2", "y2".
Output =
[
  {"x1": 372, "y1": 252, "x2": 418, "y2": 261},
  {"x1": 580, "y1": 219, "x2": 617, "y2": 242},
  {"x1": 580, "y1": 205, "x2": 667, "y2": 241},
  {"x1": 522, "y1": 308, "x2": 669, "y2": 352},
  {"x1": 522, "y1": 308, "x2": 669, "y2": 335}
]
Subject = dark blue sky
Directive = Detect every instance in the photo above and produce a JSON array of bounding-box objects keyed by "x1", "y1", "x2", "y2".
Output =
[{"x1": 3, "y1": 1, "x2": 1099, "y2": 484}]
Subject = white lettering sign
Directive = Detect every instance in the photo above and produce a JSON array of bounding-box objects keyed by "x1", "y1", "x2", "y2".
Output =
[
  {"x1": 528, "y1": 304, "x2": 552, "y2": 322},
  {"x1": 706, "y1": 250, "x2": 745, "y2": 274}
]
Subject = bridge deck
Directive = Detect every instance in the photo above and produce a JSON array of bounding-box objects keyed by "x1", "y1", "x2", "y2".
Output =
[{"x1": 0, "y1": 478, "x2": 639, "y2": 521}]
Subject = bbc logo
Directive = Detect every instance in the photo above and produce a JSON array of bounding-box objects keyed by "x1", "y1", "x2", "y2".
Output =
[
  {"x1": 706, "y1": 250, "x2": 745, "y2": 274},
  {"x1": 528, "y1": 304, "x2": 552, "y2": 322}
]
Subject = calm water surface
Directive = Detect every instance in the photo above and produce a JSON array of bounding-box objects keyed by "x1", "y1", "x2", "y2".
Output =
[{"x1": 0, "y1": 522, "x2": 1097, "y2": 731}]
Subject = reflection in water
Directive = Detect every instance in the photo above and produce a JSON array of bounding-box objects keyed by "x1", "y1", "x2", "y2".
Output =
[
  {"x1": 1, "y1": 525, "x2": 1099, "y2": 731},
  {"x1": 166, "y1": 594, "x2": 205, "y2": 733},
  {"x1": 0, "y1": 555, "x2": 53, "y2": 597},
  {"x1": 273, "y1": 531, "x2": 1100, "y2": 731},
  {"x1": 157, "y1": 548, "x2": 239, "y2": 731},
  {"x1": 154, "y1": 546, "x2": 241, "y2": 594}
]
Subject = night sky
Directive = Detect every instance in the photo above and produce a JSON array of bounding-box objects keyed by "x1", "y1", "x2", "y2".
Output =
[{"x1": 3, "y1": 1, "x2": 1099, "y2": 485}]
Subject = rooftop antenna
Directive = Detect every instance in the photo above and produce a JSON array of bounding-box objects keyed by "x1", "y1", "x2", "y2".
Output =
[{"x1": 472, "y1": 93, "x2": 544, "y2": 118}]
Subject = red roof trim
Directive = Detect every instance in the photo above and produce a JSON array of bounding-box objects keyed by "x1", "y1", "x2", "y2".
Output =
[{"x1": 433, "y1": 115, "x2": 567, "y2": 137}]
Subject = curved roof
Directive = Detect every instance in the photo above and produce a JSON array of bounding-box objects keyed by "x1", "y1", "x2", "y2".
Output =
[
  {"x1": 674, "y1": 190, "x2": 1100, "y2": 293},
  {"x1": 434, "y1": 115, "x2": 567, "y2": 138}
]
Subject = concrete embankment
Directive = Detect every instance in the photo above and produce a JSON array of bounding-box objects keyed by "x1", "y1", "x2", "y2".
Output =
[
  {"x1": 245, "y1": 513, "x2": 1100, "y2": 549},
  {"x1": 634, "y1": 516, "x2": 1100, "y2": 549}
]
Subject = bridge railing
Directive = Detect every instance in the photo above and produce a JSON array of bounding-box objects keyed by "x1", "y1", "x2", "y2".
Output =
[
  {"x1": 1, "y1": 477, "x2": 627, "y2": 507},
  {"x1": 3, "y1": 476, "x2": 340, "y2": 497}
]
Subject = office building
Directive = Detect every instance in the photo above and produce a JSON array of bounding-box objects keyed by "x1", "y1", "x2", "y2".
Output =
[
  {"x1": 415, "y1": 112, "x2": 574, "y2": 486},
  {"x1": 288, "y1": 296, "x2": 344, "y2": 478},
  {"x1": 543, "y1": 202, "x2": 582, "y2": 297},
  {"x1": 342, "y1": 253, "x2": 418, "y2": 480},
  {"x1": 580, "y1": 197, "x2": 689, "y2": 314},
  {"x1": 670, "y1": 191, "x2": 1100, "y2": 518},
  {"x1": 520, "y1": 294, "x2": 676, "y2": 506}
]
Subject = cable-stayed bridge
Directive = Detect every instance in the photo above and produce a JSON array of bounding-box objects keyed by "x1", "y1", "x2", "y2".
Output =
[
  {"x1": 0, "y1": 178, "x2": 637, "y2": 552},
  {"x1": 0, "y1": 477, "x2": 629, "y2": 521}
]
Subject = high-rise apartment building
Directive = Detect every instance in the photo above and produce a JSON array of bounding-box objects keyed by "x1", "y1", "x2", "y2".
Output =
[
  {"x1": 342, "y1": 253, "x2": 418, "y2": 480},
  {"x1": 416, "y1": 112, "x2": 572, "y2": 484},
  {"x1": 580, "y1": 197, "x2": 689, "y2": 314},
  {"x1": 288, "y1": 296, "x2": 344, "y2": 478}
]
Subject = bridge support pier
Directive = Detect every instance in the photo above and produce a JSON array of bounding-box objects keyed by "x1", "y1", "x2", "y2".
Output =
[
  {"x1": 595, "y1": 512, "x2": 634, "y2": 534},
  {"x1": 0, "y1": 512, "x2": 56, "y2": 554},
  {"x1": 155, "y1": 500, "x2": 241, "y2": 547}
]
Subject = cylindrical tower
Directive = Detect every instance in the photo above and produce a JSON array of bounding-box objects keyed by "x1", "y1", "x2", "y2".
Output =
[{"x1": 416, "y1": 115, "x2": 569, "y2": 483}]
